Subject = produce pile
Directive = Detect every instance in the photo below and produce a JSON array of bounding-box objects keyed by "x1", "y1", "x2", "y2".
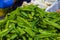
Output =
[{"x1": 0, "y1": 5, "x2": 60, "y2": 40}]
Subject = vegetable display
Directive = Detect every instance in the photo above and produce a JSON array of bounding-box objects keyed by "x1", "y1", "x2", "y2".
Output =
[{"x1": 0, "y1": 4, "x2": 60, "y2": 40}]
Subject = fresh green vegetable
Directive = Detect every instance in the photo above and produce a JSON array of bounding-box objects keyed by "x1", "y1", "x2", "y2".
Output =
[{"x1": 0, "y1": 4, "x2": 60, "y2": 40}]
